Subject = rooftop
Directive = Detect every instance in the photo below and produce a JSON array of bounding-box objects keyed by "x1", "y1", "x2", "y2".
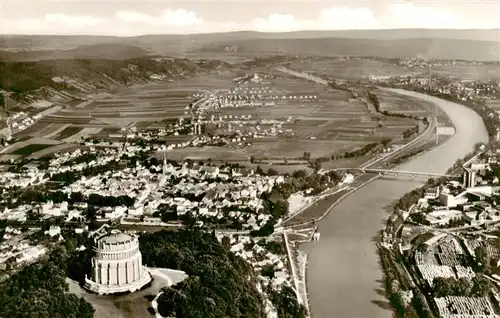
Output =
[{"x1": 98, "y1": 231, "x2": 134, "y2": 244}]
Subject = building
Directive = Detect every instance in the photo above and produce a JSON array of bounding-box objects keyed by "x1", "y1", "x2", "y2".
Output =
[
  {"x1": 439, "y1": 187, "x2": 469, "y2": 208},
  {"x1": 463, "y1": 167, "x2": 477, "y2": 188},
  {"x1": 424, "y1": 187, "x2": 440, "y2": 200},
  {"x1": 84, "y1": 230, "x2": 152, "y2": 295},
  {"x1": 463, "y1": 162, "x2": 488, "y2": 188}
]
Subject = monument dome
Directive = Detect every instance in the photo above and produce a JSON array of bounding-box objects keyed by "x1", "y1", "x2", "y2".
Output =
[{"x1": 84, "y1": 230, "x2": 151, "y2": 294}]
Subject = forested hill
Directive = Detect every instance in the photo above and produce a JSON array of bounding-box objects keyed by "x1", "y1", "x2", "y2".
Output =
[
  {"x1": 195, "y1": 37, "x2": 500, "y2": 62},
  {"x1": 2, "y1": 29, "x2": 500, "y2": 57},
  {"x1": 139, "y1": 229, "x2": 306, "y2": 318},
  {"x1": 139, "y1": 230, "x2": 267, "y2": 318},
  {"x1": 0, "y1": 44, "x2": 150, "y2": 62},
  {"x1": 0, "y1": 57, "x2": 232, "y2": 109}
]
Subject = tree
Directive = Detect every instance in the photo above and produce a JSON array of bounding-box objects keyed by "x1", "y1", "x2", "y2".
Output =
[
  {"x1": 270, "y1": 200, "x2": 289, "y2": 219},
  {"x1": 267, "y1": 168, "x2": 278, "y2": 176},
  {"x1": 250, "y1": 220, "x2": 275, "y2": 237},
  {"x1": 270, "y1": 285, "x2": 307, "y2": 318},
  {"x1": 0, "y1": 247, "x2": 95, "y2": 317},
  {"x1": 221, "y1": 236, "x2": 230, "y2": 248},
  {"x1": 412, "y1": 290, "x2": 434, "y2": 318},
  {"x1": 471, "y1": 276, "x2": 490, "y2": 297},
  {"x1": 292, "y1": 170, "x2": 307, "y2": 179},
  {"x1": 255, "y1": 166, "x2": 264, "y2": 175},
  {"x1": 308, "y1": 159, "x2": 322, "y2": 172},
  {"x1": 474, "y1": 246, "x2": 490, "y2": 272},
  {"x1": 409, "y1": 212, "x2": 430, "y2": 226},
  {"x1": 85, "y1": 206, "x2": 97, "y2": 223},
  {"x1": 140, "y1": 230, "x2": 267, "y2": 318},
  {"x1": 261, "y1": 265, "x2": 275, "y2": 278}
]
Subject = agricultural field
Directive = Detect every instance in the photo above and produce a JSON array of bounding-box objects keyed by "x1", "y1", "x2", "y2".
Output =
[
  {"x1": 376, "y1": 88, "x2": 453, "y2": 127},
  {"x1": 375, "y1": 90, "x2": 429, "y2": 117},
  {"x1": 487, "y1": 99, "x2": 500, "y2": 112},
  {"x1": 54, "y1": 126, "x2": 84, "y2": 140},
  {"x1": 8, "y1": 74, "x2": 224, "y2": 146},
  {"x1": 158, "y1": 147, "x2": 249, "y2": 162},
  {"x1": 196, "y1": 73, "x2": 422, "y2": 159},
  {"x1": 6, "y1": 65, "x2": 432, "y2": 165},
  {"x1": 245, "y1": 139, "x2": 369, "y2": 159},
  {"x1": 286, "y1": 57, "x2": 410, "y2": 80},
  {"x1": 430, "y1": 64, "x2": 500, "y2": 81},
  {"x1": 12, "y1": 143, "x2": 52, "y2": 156},
  {"x1": 287, "y1": 57, "x2": 500, "y2": 82},
  {"x1": 27, "y1": 144, "x2": 85, "y2": 160},
  {"x1": 0, "y1": 137, "x2": 61, "y2": 160}
]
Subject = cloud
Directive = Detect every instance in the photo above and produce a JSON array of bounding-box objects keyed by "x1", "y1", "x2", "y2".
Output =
[
  {"x1": 244, "y1": 6, "x2": 379, "y2": 32},
  {"x1": 319, "y1": 7, "x2": 378, "y2": 29},
  {"x1": 116, "y1": 9, "x2": 204, "y2": 27},
  {"x1": 44, "y1": 13, "x2": 104, "y2": 28},
  {"x1": 251, "y1": 13, "x2": 300, "y2": 32},
  {"x1": 0, "y1": 4, "x2": 481, "y2": 36},
  {"x1": 386, "y1": 3, "x2": 460, "y2": 28},
  {"x1": 3, "y1": 13, "x2": 105, "y2": 34}
]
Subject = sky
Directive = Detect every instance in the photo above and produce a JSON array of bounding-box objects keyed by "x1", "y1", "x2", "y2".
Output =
[{"x1": 0, "y1": 0, "x2": 500, "y2": 36}]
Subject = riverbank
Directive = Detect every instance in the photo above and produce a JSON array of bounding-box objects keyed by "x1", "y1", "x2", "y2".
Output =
[{"x1": 302, "y1": 89, "x2": 488, "y2": 318}]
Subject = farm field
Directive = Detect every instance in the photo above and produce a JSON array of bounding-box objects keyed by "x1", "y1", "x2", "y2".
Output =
[
  {"x1": 16, "y1": 78, "x2": 210, "y2": 141},
  {"x1": 487, "y1": 99, "x2": 500, "y2": 112},
  {"x1": 158, "y1": 147, "x2": 249, "y2": 161},
  {"x1": 246, "y1": 139, "x2": 369, "y2": 159},
  {"x1": 5, "y1": 65, "x2": 432, "y2": 165},
  {"x1": 55, "y1": 126, "x2": 84, "y2": 140},
  {"x1": 200, "y1": 73, "x2": 423, "y2": 159},
  {"x1": 287, "y1": 57, "x2": 410, "y2": 80},
  {"x1": 287, "y1": 57, "x2": 500, "y2": 81},
  {"x1": 243, "y1": 162, "x2": 313, "y2": 174},
  {"x1": 1, "y1": 137, "x2": 60, "y2": 155},
  {"x1": 8, "y1": 74, "x2": 224, "y2": 149},
  {"x1": 375, "y1": 90, "x2": 429, "y2": 116},
  {"x1": 27, "y1": 144, "x2": 85, "y2": 159},
  {"x1": 12, "y1": 143, "x2": 52, "y2": 156}
]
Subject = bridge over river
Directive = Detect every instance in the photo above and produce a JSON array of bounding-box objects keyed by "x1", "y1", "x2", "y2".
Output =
[
  {"x1": 295, "y1": 88, "x2": 488, "y2": 318},
  {"x1": 322, "y1": 167, "x2": 455, "y2": 179}
]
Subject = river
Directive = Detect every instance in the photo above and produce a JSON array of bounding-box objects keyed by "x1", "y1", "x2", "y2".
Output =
[{"x1": 301, "y1": 88, "x2": 489, "y2": 318}]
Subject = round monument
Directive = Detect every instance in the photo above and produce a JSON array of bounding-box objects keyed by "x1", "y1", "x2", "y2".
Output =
[{"x1": 84, "y1": 230, "x2": 151, "y2": 295}]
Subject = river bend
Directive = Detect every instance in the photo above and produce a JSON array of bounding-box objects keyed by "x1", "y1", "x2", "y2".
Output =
[{"x1": 303, "y1": 88, "x2": 489, "y2": 318}]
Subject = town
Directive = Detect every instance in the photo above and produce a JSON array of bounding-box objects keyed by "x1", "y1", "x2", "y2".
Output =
[{"x1": 2, "y1": 16, "x2": 500, "y2": 317}]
